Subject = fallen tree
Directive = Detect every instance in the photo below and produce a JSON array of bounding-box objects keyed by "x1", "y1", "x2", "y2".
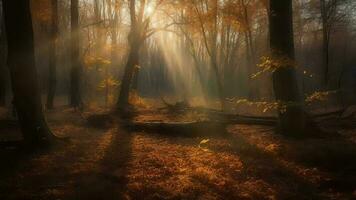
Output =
[
  {"x1": 124, "y1": 121, "x2": 228, "y2": 137},
  {"x1": 84, "y1": 104, "x2": 348, "y2": 138}
]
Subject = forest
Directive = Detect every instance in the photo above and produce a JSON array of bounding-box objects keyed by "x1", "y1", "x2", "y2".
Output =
[{"x1": 0, "y1": 0, "x2": 356, "y2": 199}]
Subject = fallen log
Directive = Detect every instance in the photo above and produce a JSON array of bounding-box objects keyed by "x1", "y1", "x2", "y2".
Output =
[
  {"x1": 191, "y1": 106, "x2": 345, "y2": 123},
  {"x1": 226, "y1": 117, "x2": 276, "y2": 126},
  {"x1": 124, "y1": 121, "x2": 228, "y2": 137}
]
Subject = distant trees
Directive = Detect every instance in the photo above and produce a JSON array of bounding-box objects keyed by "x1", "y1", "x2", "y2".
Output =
[
  {"x1": 319, "y1": 0, "x2": 351, "y2": 88},
  {"x1": 2, "y1": 0, "x2": 54, "y2": 145},
  {"x1": 46, "y1": 0, "x2": 58, "y2": 109},
  {"x1": 70, "y1": 0, "x2": 82, "y2": 108},
  {"x1": 269, "y1": 0, "x2": 306, "y2": 135},
  {"x1": 192, "y1": 0, "x2": 226, "y2": 110}
]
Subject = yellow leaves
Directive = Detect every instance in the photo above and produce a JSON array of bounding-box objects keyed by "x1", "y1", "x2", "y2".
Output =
[
  {"x1": 97, "y1": 76, "x2": 120, "y2": 90},
  {"x1": 252, "y1": 55, "x2": 297, "y2": 79},
  {"x1": 305, "y1": 90, "x2": 338, "y2": 104},
  {"x1": 199, "y1": 139, "x2": 210, "y2": 151},
  {"x1": 84, "y1": 56, "x2": 111, "y2": 69},
  {"x1": 234, "y1": 98, "x2": 280, "y2": 113},
  {"x1": 199, "y1": 139, "x2": 210, "y2": 145},
  {"x1": 232, "y1": 98, "x2": 298, "y2": 114}
]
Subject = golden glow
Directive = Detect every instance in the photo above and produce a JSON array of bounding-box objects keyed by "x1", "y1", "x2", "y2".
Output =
[{"x1": 146, "y1": 5, "x2": 154, "y2": 15}]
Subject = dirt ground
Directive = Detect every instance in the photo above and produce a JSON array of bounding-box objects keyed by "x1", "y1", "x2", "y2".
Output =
[{"x1": 0, "y1": 107, "x2": 356, "y2": 200}]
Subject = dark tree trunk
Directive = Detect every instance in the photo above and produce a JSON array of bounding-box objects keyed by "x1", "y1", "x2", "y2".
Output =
[
  {"x1": 70, "y1": 0, "x2": 82, "y2": 107},
  {"x1": 0, "y1": 8, "x2": 6, "y2": 107},
  {"x1": 117, "y1": 0, "x2": 142, "y2": 110},
  {"x1": 0, "y1": 64, "x2": 5, "y2": 107},
  {"x1": 269, "y1": 0, "x2": 306, "y2": 135},
  {"x1": 46, "y1": 0, "x2": 58, "y2": 109},
  {"x1": 2, "y1": 0, "x2": 54, "y2": 145},
  {"x1": 320, "y1": 0, "x2": 329, "y2": 88},
  {"x1": 117, "y1": 40, "x2": 140, "y2": 109},
  {"x1": 131, "y1": 66, "x2": 140, "y2": 92}
]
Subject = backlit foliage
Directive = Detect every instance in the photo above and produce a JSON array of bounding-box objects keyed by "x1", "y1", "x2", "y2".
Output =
[
  {"x1": 305, "y1": 90, "x2": 338, "y2": 104},
  {"x1": 252, "y1": 55, "x2": 297, "y2": 79}
]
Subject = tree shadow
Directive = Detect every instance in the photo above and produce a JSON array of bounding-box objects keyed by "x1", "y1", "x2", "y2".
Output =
[{"x1": 70, "y1": 126, "x2": 133, "y2": 200}]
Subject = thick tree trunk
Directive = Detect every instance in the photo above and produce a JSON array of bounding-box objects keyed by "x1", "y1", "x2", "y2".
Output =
[
  {"x1": 2, "y1": 0, "x2": 54, "y2": 145},
  {"x1": 117, "y1": 40, "x2": 140, "y2": 109},
  {"x1": 0, "y1": 41, "x2": 5, "y2": 106},
  {"x1": 0, "y1": 7, "x2": 6, "y2": 107},
  {"x1": 46, "y1": 0, "x2": 58, "y2": 109},
  {"x1": 131, "y1": 66, "x2": 140, "y2": 92},
  {"x1": 0, "y1": 64, "x2": 5, "y2": 107},
  {"x1": 117, "y1": 0, "x2": 141, "y2": 110},
  {"x1": 0, "y1": 67, "x2": 5, "y2": 107},
  {"x1": 269, "y1": 0, "x2": 306, "y2": 135},
  {"x1": 70, "y1": 0, "x2": 82, "y2": 107}
]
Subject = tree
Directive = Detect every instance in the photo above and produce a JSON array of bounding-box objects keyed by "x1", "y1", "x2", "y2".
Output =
[
  {"x1": 0, "y1": 3, "x2": 6, "y2": 107},
  {"x1": 320, "y1": 0, "x2": 332, "y2": 87},
  {"x1": 46, "y1": 0, "x2": 59, "y2": 109},
  {"x1": 2, "y1": 0, "x2": 55, "y2": 145},
  {"x1": 269, "y1": 0, "x2": 306, "y2": 135},
  {"x1": 192, "y1": 0, "x2": 226, "y2": 110},
  {"x1": 70, "y1": 0, "x2": 82, "y2": 107},
  {"x1": 319, "y1": 0, "x2": 349, "y2": 88},
  {"x1": 117, "y1": 0, "x2": 148, "y2": 109}
]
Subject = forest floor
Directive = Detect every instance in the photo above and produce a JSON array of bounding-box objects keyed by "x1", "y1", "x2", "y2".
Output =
[{"x1": 0, "y1": 106, "x2": 356, "y2": 200}]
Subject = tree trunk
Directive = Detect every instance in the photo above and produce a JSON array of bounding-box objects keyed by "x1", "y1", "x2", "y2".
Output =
[
  {"x1": 211, "y1": 0, "x2": 225, "y2": 111},
  {"x1": 117, "y1": 0, "x2": 142, "y2": 110},
  {"x1": 2, "y1": 0, "x2": 54, "y2": 145},
  {"x1": 0, "y1": 8, "x2": 6, "y2": 107},
  {"x1": 320, "y1": 0, "x2": 329, "y2": 88},
  {"x1": 131, "y1": 65, "x2": 140, "y2": 92},
  {"x1": 46, "y1": 0, "x2": 58, "y2": 109},
  {"x1": 269, "y1": 0, "x2": 306, "y2": 135},
  {"x1": 0, "y1": 65, "x2": 5, "y2": 107},
  {"x1": 117, "y1": 40, "x2": 140, "y2": 109},
  {"x1": 70, "y1": 0, "x2": 82, "y2": 107}
]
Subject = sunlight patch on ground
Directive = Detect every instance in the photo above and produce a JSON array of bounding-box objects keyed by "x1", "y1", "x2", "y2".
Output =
[{"x1": 124, "y1": 133, "x2": 279, "y2": 199}]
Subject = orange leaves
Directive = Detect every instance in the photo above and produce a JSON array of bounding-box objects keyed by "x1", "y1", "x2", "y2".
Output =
[
  {"x1": 126, "y1": 133, "x2": 245, "y2": 198},
  {"x1": 31, "y1": 0, "x2": 52, "y2": 23}
]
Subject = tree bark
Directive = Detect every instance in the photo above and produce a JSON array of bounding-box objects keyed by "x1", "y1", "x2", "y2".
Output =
[
  {"x1": 2, "y1": 0, "x2": 54, "y2": 145},
  {"x1": 320, "y1": 0, "x2": 330, "y2": 88},
  {"x1": 117, "y1": 41, "x2": 140, "y2": 109},
  {"x1": 0, "y1": 7, "x2": 6, "y2": 107},
  {"x1": 70, "y1": 0, "x2": 82, "y2": 107},
  {"x1": 117, "y1": 0, "x2": 142, "y2": 110},
  {"x1": 46, "y1": 0, "x2": 58, "y2": 109},
  {"x1": 269, "y1": 0, "x2": 306, "y2": 135}
]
